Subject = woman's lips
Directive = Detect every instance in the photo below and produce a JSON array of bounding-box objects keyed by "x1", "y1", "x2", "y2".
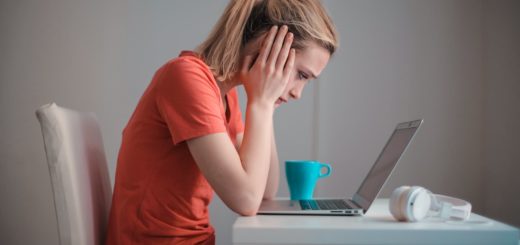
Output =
[{"x1": 275, "y1": 98, "x2": 287, "y2": 107}]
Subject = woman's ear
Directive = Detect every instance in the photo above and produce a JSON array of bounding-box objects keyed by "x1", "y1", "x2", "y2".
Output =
[
  {"x1": 241, "y1": 55, "x2": 254, "y2": 72},
  {"x1": 249, "y1": 52, "x2": 259, "y2": 69},
  {"x1": 241, "y1": 30, "x2": 270, "y2": 69}
]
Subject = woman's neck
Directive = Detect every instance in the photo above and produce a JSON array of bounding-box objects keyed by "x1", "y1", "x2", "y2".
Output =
[{"x1": 216, "y1": 75, "x2": 242, "y2": 99}]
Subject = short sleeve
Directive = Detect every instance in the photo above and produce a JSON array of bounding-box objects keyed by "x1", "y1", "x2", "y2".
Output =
[{"x1": 154, "y1": 57, "x2": 226, "y2": 145}]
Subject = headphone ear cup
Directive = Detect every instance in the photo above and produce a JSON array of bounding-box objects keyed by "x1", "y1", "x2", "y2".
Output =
[
  {"x1": 389, "y1": 186, "x2": 410, "y2": 221},
  {"x1": 400, "y1": 186, "x2": 419, "y2": 221},
  {"x1": 407, "y1": 187, "x2": 431, "y2": 222}
]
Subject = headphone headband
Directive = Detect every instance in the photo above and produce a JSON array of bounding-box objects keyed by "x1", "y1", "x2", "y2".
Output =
[{"x1": 432, "y1": 194, "x2": 472, "y2": 220}]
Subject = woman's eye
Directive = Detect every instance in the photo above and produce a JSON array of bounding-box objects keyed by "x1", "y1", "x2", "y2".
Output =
[{"x1": 298, "y1": 72, "x2": 309, "y2": 80}]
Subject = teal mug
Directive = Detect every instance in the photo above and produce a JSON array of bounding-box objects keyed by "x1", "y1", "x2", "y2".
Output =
[{"x1": 285, "y1": 160, "x2": 332, "y2": 200}]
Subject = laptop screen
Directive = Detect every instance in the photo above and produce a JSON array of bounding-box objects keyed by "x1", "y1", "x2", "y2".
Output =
[{"x1": 353, "y1": 120, "x2": 421, "y2": 211}]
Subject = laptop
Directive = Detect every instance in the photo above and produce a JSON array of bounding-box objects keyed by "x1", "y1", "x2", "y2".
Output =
[{"x1": 258, "y1": 119, "x2": 423, "y2": 216}]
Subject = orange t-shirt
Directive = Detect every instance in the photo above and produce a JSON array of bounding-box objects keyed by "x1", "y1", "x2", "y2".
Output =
[{"x1": 106, "y1": 51, "x2": 244, "y2": 245}]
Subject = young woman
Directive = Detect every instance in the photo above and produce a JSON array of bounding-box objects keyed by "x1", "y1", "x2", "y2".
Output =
[{"x1": 106, "y1": 0, "x2": 338, "y2": 244}]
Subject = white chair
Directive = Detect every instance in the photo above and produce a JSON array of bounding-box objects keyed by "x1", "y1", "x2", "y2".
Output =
[{"x1": 36, "y1": 103, "x2": 112, "y2": 245}]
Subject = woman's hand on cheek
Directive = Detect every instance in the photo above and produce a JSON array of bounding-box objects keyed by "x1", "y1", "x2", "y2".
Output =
[{"x1": 241, "y1": 25, "x2": 295, "y2": 107}]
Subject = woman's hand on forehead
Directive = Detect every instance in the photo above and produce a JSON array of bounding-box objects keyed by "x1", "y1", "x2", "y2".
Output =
[{"x1": 240, "y1": 25, "x2": 295, "y2": 107}]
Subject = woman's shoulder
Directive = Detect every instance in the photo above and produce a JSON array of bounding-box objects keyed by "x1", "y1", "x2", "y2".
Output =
[
  {"x1": 153, "y1": 50, "x2": 218, "y2": 92},
  {"x1": 162, "y1": 50, "x2": 211, "y2": 75}
]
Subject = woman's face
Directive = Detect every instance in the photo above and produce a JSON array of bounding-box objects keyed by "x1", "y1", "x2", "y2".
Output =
[
  {"x1": 276, "y1": 41, "x2": 330, "y2": 107},
  {"x1": 242, "y1": 33, "x2": 331, "y2": 108}
]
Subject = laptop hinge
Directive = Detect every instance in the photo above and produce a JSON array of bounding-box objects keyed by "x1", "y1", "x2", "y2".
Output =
[{"x1": 346, "y1": 199, "x2": 363, "y2": 209}]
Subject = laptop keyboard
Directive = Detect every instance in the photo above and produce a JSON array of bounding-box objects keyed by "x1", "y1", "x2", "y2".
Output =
[{"x1": 299, "y1": 199, "x2": 352, "y2": 210}]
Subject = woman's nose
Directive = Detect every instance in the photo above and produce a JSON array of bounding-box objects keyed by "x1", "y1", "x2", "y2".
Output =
[{"x1": 289, "y1": 84, "x2": 304, "y2": 100}]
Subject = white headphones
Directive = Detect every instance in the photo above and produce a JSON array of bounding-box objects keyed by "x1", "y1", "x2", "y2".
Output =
[{"x1": 389, "y1": 186, "x2": 472, "y2": 222}]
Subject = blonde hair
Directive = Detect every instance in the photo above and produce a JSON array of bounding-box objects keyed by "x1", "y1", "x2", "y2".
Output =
[{"x1": 196, "y1": 0, "x2": 338, "y2": 82}]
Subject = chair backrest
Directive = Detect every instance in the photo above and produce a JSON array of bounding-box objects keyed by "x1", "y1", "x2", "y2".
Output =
[{"x1": 36, "y1": 103, "x2": 112, "y2": 245}]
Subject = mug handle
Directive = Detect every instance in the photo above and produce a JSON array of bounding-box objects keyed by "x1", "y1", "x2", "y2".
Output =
[{"x1": 318, "y1": 163, "x2": 332, "y2": 178}]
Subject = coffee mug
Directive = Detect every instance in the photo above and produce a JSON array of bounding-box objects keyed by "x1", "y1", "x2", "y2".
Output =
[{"x1": 285, "y1": 160, "x2": 332, "y2": 200}]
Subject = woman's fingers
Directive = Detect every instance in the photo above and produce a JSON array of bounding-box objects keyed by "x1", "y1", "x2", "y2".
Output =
[
  {"x1": 282, "y1": 49, "x2": 296, "y2": 80},
  {"x1": 275, "y1": 32, "x2": 293, "y2": 70},
  {"x1": 242, "y1": 25, "x2": 295, "y2": 105},
  {"x1": 266, "y1": 25, "x2": 289, "y2": 68},
  {"x1": 257, "y1": 26, "x2": 278, "y2": 65}
]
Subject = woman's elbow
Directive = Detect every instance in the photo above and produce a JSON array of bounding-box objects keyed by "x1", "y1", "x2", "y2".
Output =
[
  {"x1": 229, "y1": 193, "x2": 261, "y2": 216},
  {"x1": 231, "y1": 202, "x2": 259, "y2": 216},
  {"x1": 237, "y1": 208, "x2": 258, "y2": 216}
]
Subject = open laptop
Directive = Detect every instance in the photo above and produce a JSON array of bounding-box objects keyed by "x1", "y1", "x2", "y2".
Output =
[{"x1": 258, "y1": 119, "x2": 423, "y2": 216}]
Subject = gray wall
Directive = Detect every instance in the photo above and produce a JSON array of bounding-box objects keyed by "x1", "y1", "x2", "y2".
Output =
[
  {"x1": 482, "y1": 0, "x2": 520, "y2": 229},
  {"x1": 0, "y1": 1, "x2": 518, "y2": 245}
]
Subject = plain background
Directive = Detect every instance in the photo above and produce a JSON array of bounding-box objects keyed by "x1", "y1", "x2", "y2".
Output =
[{"x1": 1, "y1": 0, "x2": 519, "y2": 244}]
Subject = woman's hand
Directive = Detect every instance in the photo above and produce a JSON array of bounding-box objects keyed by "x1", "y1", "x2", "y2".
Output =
[{"x1": 240, "y1": 25, "x2": 295, "y2": 107}]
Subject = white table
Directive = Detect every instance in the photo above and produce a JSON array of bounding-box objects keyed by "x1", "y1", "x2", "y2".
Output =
[{"x1": 233, "y1": 199, "x2": 519, "y2": 245}]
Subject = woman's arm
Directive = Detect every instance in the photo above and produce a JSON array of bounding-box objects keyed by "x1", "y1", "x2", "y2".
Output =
[
  {"x1": 187, "y1": 103, "x2": 274, "y2": 216},
  {"x1": 187, "y1": 26, "x2": 293, "y2": 216},
  {"x1": 264, "y1": 129, "x2": 280, "y2": 199},
  {"x1": 235, "y1": 128, "x2": 280, "y2": 200}
]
